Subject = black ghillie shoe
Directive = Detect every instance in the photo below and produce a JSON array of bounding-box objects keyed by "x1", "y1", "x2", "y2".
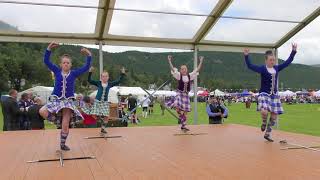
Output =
[
  {"x1": 100, "y1": 128, "x2": 107, "y2": 134},
  {"x1": 60, "y1": 144, "x2": 71, "y2": 151},
  {"x1": 181, "y1": 127, "x2": 190, "y2": 132},
  {"x1": 264, "y1": 134, "x2": 274, "y2": 142}
]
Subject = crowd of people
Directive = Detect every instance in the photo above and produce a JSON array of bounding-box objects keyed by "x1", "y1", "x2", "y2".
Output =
[{"x1": 1, "y1": 90, "x2": 45, "y2": 131}]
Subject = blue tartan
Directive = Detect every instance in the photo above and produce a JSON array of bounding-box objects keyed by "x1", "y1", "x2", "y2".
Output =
[
  {"x1": 45, "y1": 97, "x2": 83, "y2": 127},
  {"x1": 257, "y1": 93, "x2": 283, "y2": 114}
]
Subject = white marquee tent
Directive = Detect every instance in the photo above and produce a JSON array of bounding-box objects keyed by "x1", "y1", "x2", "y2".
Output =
[
  {"x1": 18, "y1": 86, "x2": 54, "y2": 103},
  {"x1": 1, "y1": 0, "x2": 319, "y2": 124},
  {"x1": 279, "y1": 90, "x2": 296, "y2": 97},
  {"x1": 147, "y1": 90, "x2": 177, "y2": 97},
  {"x1": 315, "y1": 90, "x2": 320, "y2": 97},
  {"x1": 211, "y1": 89, "x2": 225, "y2": 96}
]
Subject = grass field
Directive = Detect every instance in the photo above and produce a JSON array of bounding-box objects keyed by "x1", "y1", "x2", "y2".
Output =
[{"x1": 1, "y1": 103, "x2": 320, "y2": 136}]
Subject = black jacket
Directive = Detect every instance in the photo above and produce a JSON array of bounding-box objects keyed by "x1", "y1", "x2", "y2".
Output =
[
  {"x1": 28, "y1": 104, "x2": 45, "y2": 129},
  {"x1": 2, "y1": 97, "x2": 21, "y2": 131}
]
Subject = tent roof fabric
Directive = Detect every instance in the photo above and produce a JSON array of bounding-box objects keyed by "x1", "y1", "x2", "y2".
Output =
[{"x1": 0, "y1": 0, "x2": 319, "y2": 52}]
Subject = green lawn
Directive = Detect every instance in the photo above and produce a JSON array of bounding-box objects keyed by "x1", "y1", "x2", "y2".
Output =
[
  {"x1": 130, "y1": 103, "x2": 320, "y2": 137},
  {"x1": 1, "y1": 103, "x2": 320, "y2": 136}
]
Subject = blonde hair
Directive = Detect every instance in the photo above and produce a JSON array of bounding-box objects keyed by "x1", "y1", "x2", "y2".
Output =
[
  {"x1": 180, "y1": 64, "x2": 188, "y2": 69},
  {"x1": 101, "y1": 71, "x2": 109, "y2": 76},
  {"x1": 60, "y1": 54, "x2": 72, "y2": 62}
]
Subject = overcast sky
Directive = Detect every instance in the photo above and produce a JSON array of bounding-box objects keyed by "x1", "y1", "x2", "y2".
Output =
[{"x1": 0, "y1": 0, "x2": 320, "y2": 65}]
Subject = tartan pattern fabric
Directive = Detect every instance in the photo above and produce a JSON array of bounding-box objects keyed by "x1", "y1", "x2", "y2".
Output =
[
  {"x1": 81, "y1": 105, "x2": 92, "y2": 114},
  {"x1": 45, "y1": 98, "x2": 83, "y2": 126},
  {"x1": 166, "y1": 90, "x2": 191, "y2": 112},
  {"x1": 91, "y1": 100, "x2": 110, "y2": 117},
  {"x1": 257, "y1": 93, "x2": 283, "y2": 114},
  {"x1": 75, "y1": 100, "x2": 85, "y2": 109}
]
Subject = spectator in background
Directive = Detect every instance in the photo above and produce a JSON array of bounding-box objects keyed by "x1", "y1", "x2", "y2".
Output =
[
  {"x1": 28, "y1": 97, "x2": 45, "y2": 130},
  {"x1": 127, "y1": 94, "x2": 138, "y2": 124},
  {"x1": 18, "y1": 93, "x2": 32, "y2": 130},
  {"x1": 245, "y1": 97, "x2": 252, "y2": 109},
  {"x1": 141, "y1": 95, "x2": 151, "y2": 118},
  {"x1": 75, "y1": 94, "x2": 85, "y2": 109},
  {"x1": 206, "y1": 95, "x2": 228, "y2": 124},
  {"x1": 27, "y1": 92, "x2": 34, "y2": 105},
  {"x1": 159, "y1": 95, "x2": 166, "y2": 116},
  {"x1": 2, "y1": 89, "x2": 22, "y2": 131},
  {"x1": 80, "y1": 96, "x2": 97, "y2": 128},
  {"x1": 148, "y1": 96, "x2": 154, "y2": 115}
]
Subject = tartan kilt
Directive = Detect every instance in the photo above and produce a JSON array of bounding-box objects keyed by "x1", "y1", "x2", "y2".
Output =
[
  {"x1": 45, "y1": 97, "x2": 83, "y2": 127},
  {"x1": 257, "y1": 93, "x2": 284, "y2": 114},
  {"x1": 90, "y1": 100, "x2": 110, "y2": 117},
  {"x1": 81, "y1": 105, "x2": 92, "y2": 114},
  {"x1": 166, "y1": 90, "x2": 191, "y2": 112}
]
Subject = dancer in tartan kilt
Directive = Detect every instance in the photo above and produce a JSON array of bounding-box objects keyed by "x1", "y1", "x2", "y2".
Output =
[
  {"x1": 39, "y1": 42, "x2": 92, "y2": 151},
  {"x1": 166, "y1": 55, "x2": 204, "y2": 132},
  {"x1": 244, "y1": 43, "x2": 297, "y2": 142},
  {"x1": 88, "y1": 67, "x2": 126, "y2": 134}
]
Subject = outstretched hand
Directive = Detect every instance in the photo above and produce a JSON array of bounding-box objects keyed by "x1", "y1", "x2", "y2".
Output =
[
  {"x1": 292, "y1": 43, "x2": 297, "y2": 51},
  {"x1": 120, "y1": 67, "x2": 126, "y2": 74},
  {"x1": 89, "y1": 66, "x2": 95, "y2": 73},
  {"x1": 199, "y1": 56, "x2": 204, "y2": 63},
  {"x1": 244, "y1": 48, "x2": 250, "y2": 56},
  {"x1": 81, "y1": 48, "x2": 92, "y2": 56},
  {"x1": 47, "y1": 42, "x2": 59, "y2": 51},
  {"x1": 168, "y1": 55, "x2": 173, "y2": 61}
]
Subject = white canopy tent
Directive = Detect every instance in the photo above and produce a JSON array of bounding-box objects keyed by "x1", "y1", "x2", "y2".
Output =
[
  {"x1": 211, "y1": 89, "x2": 225, "y2": 96},
  {"x1": 315, "y1": 90, "x2": 320, "y2": 97},
  {"x1": 18, "y1": 86, "x2": 53, "y2": 103},
  {"x1": 279, "y1": 90, "x2": 296, "y2": 97},
  {"x1": 147, "y1": 90, "x2": 177, "y2": 97},
  {"x1": 1, "y1": 0, "x2": 319, "y2": 124}
]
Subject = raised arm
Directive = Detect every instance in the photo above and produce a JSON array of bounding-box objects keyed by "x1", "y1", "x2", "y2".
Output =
[
  {"x1": 277, "y1": 43, "x2": 297, "y2": 71},
  {"x1": 43, "y1": 42, "x2": 60, "y2": 73},
  {"x1": 110, "y1": 67, "x2": 126, "y2": 87},
  {"x1": 195, "y1": 56, "x2": 204, "y2": 72},
  {"x1": 244, "y1": 48, "x2": 262, "y2": 73},
  {"x1": 87, "y1": 67, "x2": 100, "y2": 86},
  {"x1": 73, "y1": 48, "x2": 92, "y2": 77},
  {"x1": 167, "y1": 55, "x2": 175, "y2": 72}
]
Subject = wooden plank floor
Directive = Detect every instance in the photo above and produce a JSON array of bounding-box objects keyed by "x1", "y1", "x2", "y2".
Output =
[{"x1": 0, "y1": 124, "x2": 320, "y2": 180}]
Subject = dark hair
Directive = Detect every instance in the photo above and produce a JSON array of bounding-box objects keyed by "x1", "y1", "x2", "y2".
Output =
[
  {"x1": 265, "y1": 50, "x2": 273, "y2": 59},
  {"x1": 8, "y1": 89, "x2": 17, "y2": 96},
  {"x1": 83, "y1": 96, "x2": 91, "y2": 103},
  {"x1": 21, "y1": 93, "x2": 28, "y2": 100},
  {"x1": 60, "y1": 54, "x2": 72, "y2": 62}
]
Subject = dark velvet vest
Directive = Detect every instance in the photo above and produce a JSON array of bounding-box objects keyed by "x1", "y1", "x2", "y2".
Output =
[{"x1": 177, "y1": 74, "x2": 191, "y2": 92}]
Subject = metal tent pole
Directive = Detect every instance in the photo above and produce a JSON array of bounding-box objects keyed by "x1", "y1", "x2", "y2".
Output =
[
  {"x1": 193, "y1": 46, "x2": 198, "y2": 125},
  {"x1": 275, "y1": 48, "x2": 279, "y2": 130},
  {"x1": 99, "y1": 41, "x2": 103, "y2": 76}
]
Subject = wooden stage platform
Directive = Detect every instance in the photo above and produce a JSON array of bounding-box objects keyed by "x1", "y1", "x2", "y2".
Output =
[{"x1": 0, "y1": 124, "x2": 319, "y2": 180}]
